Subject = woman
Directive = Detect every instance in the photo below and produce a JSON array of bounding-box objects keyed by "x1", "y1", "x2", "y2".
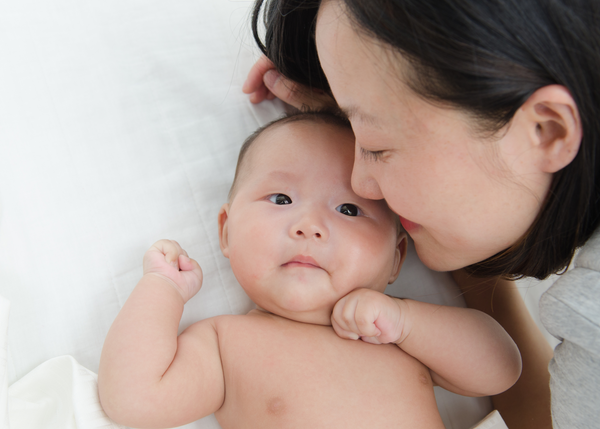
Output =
[{"x1": 243, "y1": 0, "x2": 600, "y2": 428}]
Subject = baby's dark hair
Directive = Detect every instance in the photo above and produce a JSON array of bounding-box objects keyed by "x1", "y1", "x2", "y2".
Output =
[{"x1": 228, "y1": 109, "x2": 351, "y2": 201}]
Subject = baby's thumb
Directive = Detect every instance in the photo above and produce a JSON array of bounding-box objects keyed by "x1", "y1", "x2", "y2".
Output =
[
  {"x1": 178, "y1": 255, "x2": 203, "y2": 298},
  {"x1": 178, "y1": 254, "x2": 197, "y2": 271}
]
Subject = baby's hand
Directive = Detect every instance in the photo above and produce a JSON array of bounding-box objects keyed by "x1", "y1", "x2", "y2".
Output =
[
  {"x1": 143, "y1": 239, "x2": 203, "y2": 303},
  {"x1": 331, "y1": 289, "x2": 412, "y2": 345}
]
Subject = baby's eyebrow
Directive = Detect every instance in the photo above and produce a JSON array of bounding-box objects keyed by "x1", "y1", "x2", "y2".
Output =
[{"x1": 264, "y1": 170, "x2": 298, "y2": 182}]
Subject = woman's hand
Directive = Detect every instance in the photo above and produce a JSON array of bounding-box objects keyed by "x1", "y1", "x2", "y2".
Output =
[
  {"x1": 242, "y1": 55, "x2": 336, "y2": 110},
  {"x1": 331, "y1": 288, "x2": 412, "y2": 345},
  {"x1": 143, "y1": 239, "x2": 203, "y2": 303}
]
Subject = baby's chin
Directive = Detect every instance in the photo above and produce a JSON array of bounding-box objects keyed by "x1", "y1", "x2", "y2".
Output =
[{"x1": 254, "y1": 305, "x2": 333, "y2": 327}]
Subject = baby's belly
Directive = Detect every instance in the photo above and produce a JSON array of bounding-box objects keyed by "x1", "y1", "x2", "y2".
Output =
[{"x1": 213, "y1": 314, "x2": 445, "y2": 429}]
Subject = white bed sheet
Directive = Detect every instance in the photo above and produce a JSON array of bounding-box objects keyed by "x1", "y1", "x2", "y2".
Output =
[{"x1": 0, "y1": 0, "x2": 544, "y2": 428}]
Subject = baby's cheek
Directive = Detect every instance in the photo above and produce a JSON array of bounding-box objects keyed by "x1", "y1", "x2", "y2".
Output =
[
  {"x1": 348, "y1": 235, "x2": 397, "y2": 286},
  {"x1": 229, "y1": 237, "x2": 276, "y2": 283}
]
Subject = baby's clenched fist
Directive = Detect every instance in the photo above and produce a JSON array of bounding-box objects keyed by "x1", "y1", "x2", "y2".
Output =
[
  {"x1": 143, "y1": 239, "x2": 203, "y2": 303},
  {"x1": 331, "y1": 288, "x2": 413, "y2": 345}
]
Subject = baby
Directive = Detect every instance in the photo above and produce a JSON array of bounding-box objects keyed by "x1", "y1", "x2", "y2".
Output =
[{"x1": 98, "y1": 111, "x2": 521, "y2": 429}]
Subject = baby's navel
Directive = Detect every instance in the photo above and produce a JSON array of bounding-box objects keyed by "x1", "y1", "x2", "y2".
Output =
[{"x1": 266, "y1": 397, "x2": 286, "y2": 415}]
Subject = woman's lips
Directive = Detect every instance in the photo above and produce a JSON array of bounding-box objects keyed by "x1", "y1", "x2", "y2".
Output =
[
  {"x1": 399, "y1": 216, "x2": 420, "y2": 233},
  {"x1": 283, "y1": 255, "x2": 321, "y2": 269}
]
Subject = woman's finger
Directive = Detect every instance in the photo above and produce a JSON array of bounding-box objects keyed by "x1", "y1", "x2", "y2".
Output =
[
  {"x1": 262, "y1": 69, "x2": 336, "y2": 111},
  {"x1": 243, "y1": 55, "x2": 275, "y2": 94},
  {"x1": 249, "y1": 84, "x2": 270, "y2": 104},
  {"x1": 244, "y1": 54, "x2": 337, "y2": 109}
]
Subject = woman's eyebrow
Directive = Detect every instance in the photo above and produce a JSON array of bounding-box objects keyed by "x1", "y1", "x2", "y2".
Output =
[{"x1": 339, "y1": 105, "x2": 378, "y2": 125}]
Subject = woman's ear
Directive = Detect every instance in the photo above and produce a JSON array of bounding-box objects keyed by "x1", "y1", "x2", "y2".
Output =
[
  {"x1": 388, "y1": 232, "x2": 408, "y2": 284},
  {"x1": 521, "y1": 84, "x2": 582, "y2": 173},
  {"x1": 218, "y1": 203, "x2": 230, "y2": 258}
]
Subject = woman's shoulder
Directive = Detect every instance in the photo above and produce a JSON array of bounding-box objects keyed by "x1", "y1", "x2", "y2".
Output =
[
  {"x1": 540, "y1": 227, "x2": 600, "y2": 343},
  {"x1": 539, "y1": 227, "x2": 600, "y2": 426}
]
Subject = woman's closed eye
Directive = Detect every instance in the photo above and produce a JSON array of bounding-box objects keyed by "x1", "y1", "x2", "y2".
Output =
[
  {"x1": 336, "y1": 203, "x2": 362, "y2": 217},
  {"x1": 268, "y1": 194, "x2": 292, "y2": 205},
  {"x1": 359, "y1": 147, "x2": 384, "y2": 162}
]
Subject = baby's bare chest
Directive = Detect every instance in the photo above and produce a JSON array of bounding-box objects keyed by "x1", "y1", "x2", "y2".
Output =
[{"x1": 213, "y1": 314, "x2": 442, "y2": 429}]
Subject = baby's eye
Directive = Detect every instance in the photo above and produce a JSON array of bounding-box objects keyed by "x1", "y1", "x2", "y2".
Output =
[
  {"x1": 268, "y1": 194, "x2": 292, "y2": 205},
  {"x1": 336, "y1": 203, "x2": 361, "y2": 217}
]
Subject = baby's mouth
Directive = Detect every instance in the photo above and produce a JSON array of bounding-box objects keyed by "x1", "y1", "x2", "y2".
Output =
[{"x1": 282, "y1": 255, "x2": 322, "y2": 269}]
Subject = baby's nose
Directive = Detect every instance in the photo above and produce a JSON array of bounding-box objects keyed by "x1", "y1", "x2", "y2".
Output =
[
  {"x1": 295, "y1": 229, "x2": 321, "y2": 238},
  {"x1": 291, "y1": 215, "x2": 328, "y2": 240}
]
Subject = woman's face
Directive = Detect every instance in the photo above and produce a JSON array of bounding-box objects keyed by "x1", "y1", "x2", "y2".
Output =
[{"x1": 315, "y1": 0, "x2": 553, "y2": 271}]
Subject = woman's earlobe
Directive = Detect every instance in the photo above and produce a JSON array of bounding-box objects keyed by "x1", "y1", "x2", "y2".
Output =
[
  {"x1": 527, "y1": 85, "x2": 582, "y2": 173},
  {"x1": 218, "y1": 203, "x2": 230, "y2": 258}
]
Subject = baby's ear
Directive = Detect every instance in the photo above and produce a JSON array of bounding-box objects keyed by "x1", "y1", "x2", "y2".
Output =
[
  {"x1": 218, "y1": 203, "x2": 231, "y2": 258},
  {"x1": 388, "y1": 232, "x2": 408, "y2": 284}
]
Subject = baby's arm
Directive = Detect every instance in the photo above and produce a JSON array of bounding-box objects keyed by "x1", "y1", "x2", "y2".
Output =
[
  {"x1": 332, "y1": 289, "x2": 522, "y2": 397},
  {"x1": 98, "y1": 240, "x2": 225, "y2": 428}
]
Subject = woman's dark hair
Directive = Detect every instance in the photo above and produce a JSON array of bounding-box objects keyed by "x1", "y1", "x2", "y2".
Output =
[{"x1": 252, "y1": 0, "x2": 600, "y2": 280}]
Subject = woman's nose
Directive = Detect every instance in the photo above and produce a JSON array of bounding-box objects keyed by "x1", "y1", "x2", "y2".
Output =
[
  {"x1": 290, "y1": 213, "x2": 329, "y2": 240},
  {"x1": 351, "y1": 157, "x2": 384, "y2": 200}
]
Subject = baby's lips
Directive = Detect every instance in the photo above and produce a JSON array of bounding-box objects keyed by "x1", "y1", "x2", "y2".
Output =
[{"x1": 284, "y1": 254, "x2": 321, "y2": 268}]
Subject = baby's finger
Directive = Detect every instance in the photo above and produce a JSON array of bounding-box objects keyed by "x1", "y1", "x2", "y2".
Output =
[
  {"x1": 178, "y1": 254, "x2": 199, "y2": 273},
  {"x1": 331, "y1": 317, "x2": 359, "y2": 341},
  {"x1": 332, "y1": 296, "x2": 372, "y2": 339},
  {"x1": 354, "y1": 299, "x2": 382, "y2": 338},
  {"x1": 359, "y1": 336, "x2": 383, "y2": 345},
  {"x1": 179, "y1": 257, "x2": 203, "y2": 296},
  {"x1": 152, "y1": 239, "x2": 181, "y2": 268},
  {"x1": 331, "y1": 296, "x2": 357, "y2": 332},
  {"x1": 335, "y1": 296, "x2": 380, "y2": 338}
]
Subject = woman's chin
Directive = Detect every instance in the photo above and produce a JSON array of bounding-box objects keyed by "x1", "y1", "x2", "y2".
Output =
[{"x1": 412, "y1": 241, "x2": 462, "y2": 272}]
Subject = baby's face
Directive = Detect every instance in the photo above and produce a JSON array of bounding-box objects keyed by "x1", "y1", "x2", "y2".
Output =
[{"x1": 219, "y1": 121, "x2": 404, "y2": 325}]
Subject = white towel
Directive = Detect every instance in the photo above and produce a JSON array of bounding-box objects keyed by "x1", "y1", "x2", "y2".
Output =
[
  {"x1": 0, "y1": 296, "x2": 124, "y2": 429},
  {"x1": 8, "y1": 355, "x2": 124, "y2": 429}
]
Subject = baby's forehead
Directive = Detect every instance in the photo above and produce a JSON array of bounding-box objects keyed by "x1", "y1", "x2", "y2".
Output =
[
  {"x1": 255, "y1": 118, "x2": 347, "y2": 147},
  {"x1": 243, "y1": 119, "x2": 353, "y2": 171},
  {"x1": 228, "y1": 113, "x2": 355, "y2": 202}
]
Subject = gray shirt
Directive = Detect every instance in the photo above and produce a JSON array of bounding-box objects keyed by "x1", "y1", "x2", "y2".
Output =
[{"x1": 540, "y1": 229, "x2": 600, "y2": 428}]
